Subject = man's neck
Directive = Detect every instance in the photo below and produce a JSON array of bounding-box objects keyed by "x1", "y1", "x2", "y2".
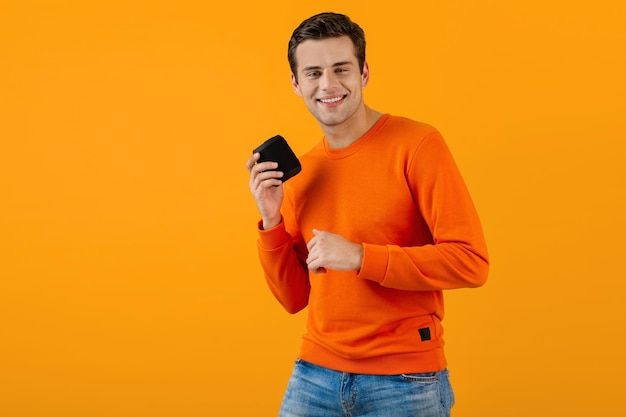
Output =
[{"x1": 323, "y1": 106, "x2": 383, "y2": 149}]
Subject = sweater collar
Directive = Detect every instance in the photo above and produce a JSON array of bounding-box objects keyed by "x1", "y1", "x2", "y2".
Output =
[{"x1": 322, "y1": 114, "x2": 391, "y2": 159}]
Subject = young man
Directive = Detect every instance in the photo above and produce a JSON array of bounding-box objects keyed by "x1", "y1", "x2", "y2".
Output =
[{"x1": 246, "y1": 12, "x2": 489, "y2": 417}]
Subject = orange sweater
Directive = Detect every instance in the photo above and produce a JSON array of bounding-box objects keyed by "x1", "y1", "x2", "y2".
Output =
[{"x1": 257, "y1": 114, "x2": 488, "y2": 374}]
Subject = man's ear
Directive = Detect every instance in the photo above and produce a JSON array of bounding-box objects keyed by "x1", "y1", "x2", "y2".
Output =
[
  {"x1": 291, "y1": 73, "x2": 303, "y2": 97},
  {"x1": 361, "y1": 61, "x2": 370, "y2": 88}
]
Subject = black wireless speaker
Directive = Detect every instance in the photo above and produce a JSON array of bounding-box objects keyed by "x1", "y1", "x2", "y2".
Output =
[{"x1": 253, "y1": 135, "x2": 302, "y2": 182}]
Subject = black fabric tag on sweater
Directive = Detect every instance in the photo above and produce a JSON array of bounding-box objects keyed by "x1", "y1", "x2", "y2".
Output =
[{"x1": 418, "y1": 327, "x2": 431, "y2": 342}]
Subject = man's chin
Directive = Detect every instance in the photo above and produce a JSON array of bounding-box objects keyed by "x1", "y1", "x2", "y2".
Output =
[{"x1": 312, "y1": 113, "x2": 346, "y2": 127}]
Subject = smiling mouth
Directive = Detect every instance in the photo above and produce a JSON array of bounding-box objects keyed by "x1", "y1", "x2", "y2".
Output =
[{"x1": 317, "y1": 95, "x2": 347, "y2": 104}]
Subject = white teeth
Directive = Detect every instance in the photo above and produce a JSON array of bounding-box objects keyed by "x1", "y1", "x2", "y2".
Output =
[{"x1": 319, "y1": 96, "x2": 343, "y2": 103}]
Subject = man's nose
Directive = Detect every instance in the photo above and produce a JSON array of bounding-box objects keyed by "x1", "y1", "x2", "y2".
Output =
[{"x1": 319, "y1": 72, "x2": 338, "y2": 91}]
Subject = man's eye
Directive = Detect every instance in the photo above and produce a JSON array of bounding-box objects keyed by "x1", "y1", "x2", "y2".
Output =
[{"x1": 307, "y1": 72, "x2": 320, "y2": 78}]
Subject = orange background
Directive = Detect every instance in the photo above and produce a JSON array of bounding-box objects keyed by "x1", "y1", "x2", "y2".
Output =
[{"x1": 1, "y1": 1, "x2": 625, "y2": 416}]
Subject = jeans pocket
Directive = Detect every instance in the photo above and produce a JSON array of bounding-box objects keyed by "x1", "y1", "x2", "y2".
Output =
[{"x1": 400, "y1": 372, "x2": 439, "y2": 383}]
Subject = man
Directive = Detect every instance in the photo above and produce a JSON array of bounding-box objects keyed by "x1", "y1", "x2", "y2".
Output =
[{"x1": 246, "y1": 12, "x2": 488, "y2": 417}]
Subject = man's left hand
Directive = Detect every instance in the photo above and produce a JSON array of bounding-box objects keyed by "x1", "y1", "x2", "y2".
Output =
[{"x1": 306, "y1": 229, "x2": 364, "y2": 274}]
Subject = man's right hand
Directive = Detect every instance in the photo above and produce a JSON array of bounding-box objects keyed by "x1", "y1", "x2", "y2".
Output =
[{"x1": 246, "y1": 152, "x2": 284, "y2": 230}]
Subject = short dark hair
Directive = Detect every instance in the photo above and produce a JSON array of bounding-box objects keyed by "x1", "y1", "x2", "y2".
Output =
[{"x1": 288, "y1": 12, "x2": 366, "y2": 82}]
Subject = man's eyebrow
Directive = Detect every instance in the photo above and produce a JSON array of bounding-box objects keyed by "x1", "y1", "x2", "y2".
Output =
[
  {"x1": 332, "y1": 61, "x2": 353, "y2": 67},
  {"x1": 301, "y1": 61, "x2": 354, "y2": 72}
]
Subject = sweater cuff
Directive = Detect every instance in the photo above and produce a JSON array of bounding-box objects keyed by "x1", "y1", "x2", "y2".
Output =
[
  {"x1": 357, "y1": 243, "x2": 389, "y2": 284},
  {"x1": 257, "y1": 219, "x2": 291, "y2": 249}
]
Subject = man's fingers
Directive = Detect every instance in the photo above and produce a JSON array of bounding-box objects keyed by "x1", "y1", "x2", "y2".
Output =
[
  {"x1": 306, "y1": 253, "x2": 327, "y2": 274},
  {"x1": 249, "y1": 161, "x2": 283, "y2": 190},
  {"x1": 306, "y1": 229, "x2": 326, "y2": 251},
  {"x1": 245, "y1": 153, "x2": 260, "y2": 172},
  {"x1": 254, "y1": 161, "x2": 278, "y2": 175}
]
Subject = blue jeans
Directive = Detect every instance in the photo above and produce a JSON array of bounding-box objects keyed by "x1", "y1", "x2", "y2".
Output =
[{"x1": 278, "y1": 359, "x2": 455, "y2": 417}]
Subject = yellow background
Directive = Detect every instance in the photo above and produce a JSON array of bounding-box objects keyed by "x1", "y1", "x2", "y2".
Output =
[{"x1": 1, "y1": 1, "x2": 624, "y2": 416}]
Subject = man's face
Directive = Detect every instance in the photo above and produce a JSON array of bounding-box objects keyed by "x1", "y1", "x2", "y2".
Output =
[{"x1": 291, "y1": 36, "x2": 369, "y2": 129}]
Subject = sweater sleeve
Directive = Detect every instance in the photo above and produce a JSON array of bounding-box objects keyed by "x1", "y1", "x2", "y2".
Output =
[
  {"x1": 358, "y1": 132, "x2": 489, "y2": 291},
  {"x1": 256, "y1": 189, "x2": 311, "y2": 314}
]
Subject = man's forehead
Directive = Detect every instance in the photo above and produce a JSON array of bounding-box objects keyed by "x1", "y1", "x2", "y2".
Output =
[{"x1": 295, "y1": 37, "x2": 357, "y2": 69}]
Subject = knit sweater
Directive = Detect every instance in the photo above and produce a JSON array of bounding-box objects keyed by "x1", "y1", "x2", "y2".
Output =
[{"x1": 257, "y1": 114, "x2": 489, "y2": 374}]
